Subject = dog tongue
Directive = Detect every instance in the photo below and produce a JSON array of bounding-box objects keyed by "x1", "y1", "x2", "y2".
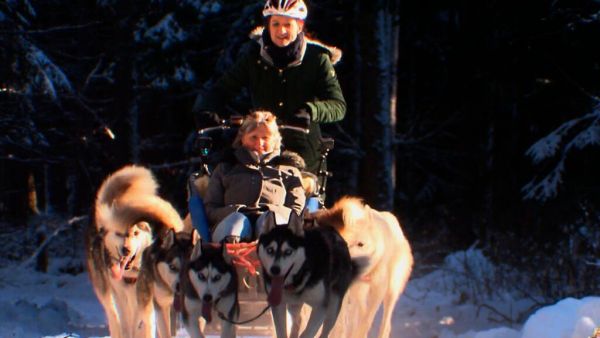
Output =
[
  {"x1": 268, "y1": 276, "x2": 284, "y2": 306},
  {"x1": 202, "y1": 300, "x2": 212, "y2": 323},
  {"x1": 110, "y1": 262, "x2": 124, "y2": 280}
]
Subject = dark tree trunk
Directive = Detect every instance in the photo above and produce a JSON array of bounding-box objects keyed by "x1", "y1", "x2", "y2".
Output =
[
  {"x1": 0, "y1": 161, "x2": 29, "y2": 220},
  {"x1": 347, "y1": 0, "x2": 363, "y2": 195},
  {"x1": 358, "y1": 0, "x2": 398, "y2": 210},
  {"x1": 129, "y1": 96, "x2": 141, "y2": 163}
]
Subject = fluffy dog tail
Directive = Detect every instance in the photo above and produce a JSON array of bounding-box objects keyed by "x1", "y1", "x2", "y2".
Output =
[
  {"x1": 95, "y1": 165, "x2": 184, "y2": 235},
  {"x1": 313, "y1": 196, "x2": 372, "y2": 280},
  {"x1": 96, "y1": 165, "x2": 158, "y2": 206},
  {"x1": 311, "y1": 196, "x2": 367, "y2": 235}
]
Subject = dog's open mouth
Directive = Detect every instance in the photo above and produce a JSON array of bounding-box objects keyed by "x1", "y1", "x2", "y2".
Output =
[
  {"x1": 202, "y1": 300, "x2": 213, "y2": 323},
  {"x1": 267, "y1": 264, "x2": 295, "y2": 306},
  {"x1": 124, "y1": 253, "x2": 136, "y2": 270},
  {"x1": 110, "y1": 253, "x2": 137, "y2": 280},
  {"x1": 267, "y1": 276, "x2": 284, "y2": 306}
]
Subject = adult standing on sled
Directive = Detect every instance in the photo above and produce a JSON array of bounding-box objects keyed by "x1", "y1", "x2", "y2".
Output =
[
  {"x1": 193, "y1": 0, "x2": 346, "y2": 173},
  {"x1": 205, "y1": 111, "x2": 306, "y2": 243}
]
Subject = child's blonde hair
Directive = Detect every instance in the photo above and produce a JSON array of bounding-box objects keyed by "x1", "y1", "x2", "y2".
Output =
[{"x1": 233, "y1": 111, "x2": 282, "y2": 151}]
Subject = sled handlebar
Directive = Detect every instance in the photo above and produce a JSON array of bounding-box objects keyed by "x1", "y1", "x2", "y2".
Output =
[
  {"x1": 197, "y1": 115, "x2": 244, "y2": 135},
  {"x1": 198, "y1": 116, "x2": 309, "y2": 136},
  {"x1": 279, "y1": 125, "x2": 310, "y2": 134}
]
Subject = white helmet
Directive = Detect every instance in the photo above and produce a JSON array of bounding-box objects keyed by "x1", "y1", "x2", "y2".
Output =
[{"x1": 262, "y1": 0, "x2": 308, "y2": 20}]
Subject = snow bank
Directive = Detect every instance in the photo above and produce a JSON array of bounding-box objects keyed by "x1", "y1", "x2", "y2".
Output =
[
  {"x1": 0, "y1": 299, "x2": 81, "y2": 337},
  {"x1": 521, "y1": 297, "x2": 600, "y2": 338}
]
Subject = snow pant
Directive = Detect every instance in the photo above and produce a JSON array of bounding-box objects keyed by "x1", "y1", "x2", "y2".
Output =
[{"x1": 212, "y1": 209, "x2": 292, "y2": 243}]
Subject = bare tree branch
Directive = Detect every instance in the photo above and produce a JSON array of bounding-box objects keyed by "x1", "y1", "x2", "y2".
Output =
[{"x1": 19, "y1": 216, "x2": 88, "y2": 269}]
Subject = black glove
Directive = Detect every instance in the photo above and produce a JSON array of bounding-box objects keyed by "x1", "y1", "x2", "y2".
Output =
[
  {"x1": 195, "y1": 111, "x2": 222, "y2": 128},
  {"x1": 289, "y1": 107, "x2": 312, "y2": 129}
]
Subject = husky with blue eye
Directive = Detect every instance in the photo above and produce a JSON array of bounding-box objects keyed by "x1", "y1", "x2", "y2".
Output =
[
  {"x1": 257, "y1": 210, "x2": 362, "y2": 338},
  {"x1": 137, "y1": 229, "x2": 196, "y2": 338},
  {"x1": 85, "y1": 165, "x2": 185, "y2": 338},
  {"x1": 181, "y1": 241, "x2": 239, "y2": 338}
]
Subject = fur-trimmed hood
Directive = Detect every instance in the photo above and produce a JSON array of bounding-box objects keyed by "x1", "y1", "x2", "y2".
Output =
[{"x1": 250, "y1": 26, "x2": 342, "y2": 66}]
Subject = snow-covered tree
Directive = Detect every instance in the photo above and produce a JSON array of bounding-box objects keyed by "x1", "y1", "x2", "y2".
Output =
[{"x1": 523, "y1": 103, "x2": 600, "y2": 201}]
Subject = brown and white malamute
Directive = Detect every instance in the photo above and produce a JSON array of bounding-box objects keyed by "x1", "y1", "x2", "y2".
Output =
[{"x1": 85, "y1": 165, "x2": 185, "y2": 338}]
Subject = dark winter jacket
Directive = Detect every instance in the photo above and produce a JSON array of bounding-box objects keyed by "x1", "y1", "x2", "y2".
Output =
[
  {"x1": 193, "y1": 27, "x2": 346, "y2": 172},
  {"x1": 203, "y1": 147, "x2": 306, "y2": 227}
]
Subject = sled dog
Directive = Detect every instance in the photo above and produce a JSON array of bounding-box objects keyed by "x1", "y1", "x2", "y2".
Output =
[
  {"x1": 137, "y1": 229, "x2": 195, "y2": 338},
  {"x1": 257, "y1": 210, "x2": 361, "y2": 338},
  {"x1": 181, "y1": 241, "x2": 240, "y2": 338},
  {"x1": 85, "y1": 165, "x2": 185, "y2": 338},
  {"x1": 313, "y1": 197, "x2": 413, "y2": 338}
]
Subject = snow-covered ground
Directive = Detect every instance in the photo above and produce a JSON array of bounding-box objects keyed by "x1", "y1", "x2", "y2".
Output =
[{"x1": 0, "y1": 249, "x2": 598, "y2": 338}]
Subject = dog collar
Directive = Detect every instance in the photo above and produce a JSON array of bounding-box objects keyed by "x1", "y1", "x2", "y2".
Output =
[{"x1": 123, "y1": 277, "x2": 137, "y2": 284}]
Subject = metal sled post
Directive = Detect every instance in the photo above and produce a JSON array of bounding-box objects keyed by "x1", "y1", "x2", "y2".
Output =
[
  {"x1": 306, "y1": 137, "x2": 334, "y2": 211},
  {"x1": 188, "y1": 135, "x2": 213, "y2": 241}
]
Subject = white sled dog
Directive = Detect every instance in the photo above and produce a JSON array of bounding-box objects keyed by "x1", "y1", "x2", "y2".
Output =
[
  {"x1": 312, "y1": 197, "x2": 413, "y2": 338},
  {"x1": 258, "y1": 211, "x2": 361, "y2": 338},
  {"x1": 85, "y1": 165, "x2": 185, "y2": 338}
]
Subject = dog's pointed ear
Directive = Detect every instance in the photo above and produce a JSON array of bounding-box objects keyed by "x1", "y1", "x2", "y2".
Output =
[
  {"x1": 137, "y1": 221, "x2": 152, "y2": 233},
  {"x1": 161, "y1": 228, "x2": 175, "y2": 249},
  {"x1": 262, "y1": 211, "x2": 277, "y2": 234},
  {"x1": 191, "y1": 228, "x2": 201, "y2": 246},
  {"x1": 222, "y1": 244, "x2": 234, "y2": 265},
  {"x1": 190, "y1": 240, "x2": 203, "y2": 262},
  {"x1": 288, "y1": 210, "x2": 304, "y2": 237}
]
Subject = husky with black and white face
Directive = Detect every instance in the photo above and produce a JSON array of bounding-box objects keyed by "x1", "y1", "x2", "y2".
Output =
[
  {"x1": 181, "y1": 241, "x2": 239, "y2": 338},
  {"x1": 257, "y1": 211, "x2": 360, "y2": 338},
  {"x1": 137, "y1": 229, "x2": 195, "y2": 338}
]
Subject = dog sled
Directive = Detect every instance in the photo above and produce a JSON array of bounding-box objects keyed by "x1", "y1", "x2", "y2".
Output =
[
  {"x1": 184, "y1": 116, "x2": 335, "y2": 336},
  {"x1": 86, "y1": 121, "x2": 413, "y2": 337}
]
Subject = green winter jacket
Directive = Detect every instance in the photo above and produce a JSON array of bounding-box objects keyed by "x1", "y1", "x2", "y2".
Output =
[{"x1": 193, "y1": 27, "x2": 346, "y2": 172}]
